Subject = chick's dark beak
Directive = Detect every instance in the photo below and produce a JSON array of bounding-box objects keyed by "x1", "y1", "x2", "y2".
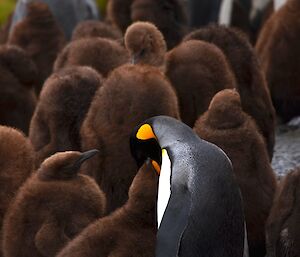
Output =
[
  {"x1": 131, "y1": 49, "x2": 145, "y2": 64},
  {"x1": 131, "y1": 53, "x2": 140, "y2": 64},
  {"x1": 76, "y1": 149, "x2": 99, "y2": 166}
]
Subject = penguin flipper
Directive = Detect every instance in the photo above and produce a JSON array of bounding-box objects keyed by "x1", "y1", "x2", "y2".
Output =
[{"x1": 156, "y1": 191, "x2": 191, "y2": 257}]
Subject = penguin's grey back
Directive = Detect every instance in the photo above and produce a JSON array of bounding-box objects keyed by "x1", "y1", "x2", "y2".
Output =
[{"x1": 152, "y1": 116, "x2": 245, "y2": 257}]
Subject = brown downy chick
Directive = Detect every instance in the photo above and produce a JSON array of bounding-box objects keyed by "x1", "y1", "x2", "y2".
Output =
[
  {"x1": 2, "y1": 150, "x2": 106, "y2": 257},
  {"x1": 71, "y1": 20, "x2": 122, "y2": 41},
  {"x1": 29, "y1": 66, "x2": 103, "y2": 167},
  {"x1": 54, "y1": 37, "x2": 128, "y2": 77},
  {"x1": 266, "y1": 167, "x2": 300, "y2": 257},
  {"x1": 57, "y1": 161, "x2": 157, "y2": 257},
  {"x1": 165, "y1": 40, "x2": 236, "y2": 127},
  {"x1": 184, "y1": 25, "x2": 276, "y2": 160},
  {"x1": 106, "y1": 0, "x2": 133, "y2": 33},
  {"x1": 130, "y1": 0, "x2": 188, "y2": 49},
  {"x1": 0, "y1": 45, "x2": 37, "y2": 134},
  {"x1": 0, "y1": 126, "x2": 34, "y2": 222},
  {"x1": 0, "y1": 126, "x2": 34, "y2": 256},
  {"x1": 256, "y1": 0, "x2": 300, "y2": 122},
  {"x1": 125, "y1": 21, "x2": 167, "y2": 67},
  {"x1": 81, "y1": 64, "x2": 179, "y2": 213},
  {"x1": 194, "y1": 89, "x2": 277, "y2": 257},
  {"x1": 8, "y1": 2, "x2": 66, "y2": 94}
]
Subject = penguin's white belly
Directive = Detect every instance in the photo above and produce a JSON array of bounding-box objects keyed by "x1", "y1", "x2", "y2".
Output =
[{"x1": 157, "y1": 149, "x2": 172, "y2": 228}]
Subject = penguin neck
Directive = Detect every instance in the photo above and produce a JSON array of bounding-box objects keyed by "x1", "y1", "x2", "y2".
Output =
[{"x1": 153, "y1": 121, "x2": 199, "y2": 150}]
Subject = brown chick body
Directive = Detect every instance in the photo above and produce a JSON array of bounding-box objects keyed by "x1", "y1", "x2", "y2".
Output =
[
  {"x1": 165, "y1": 40, "x2": 236, "y2": 127},
  {"x1": 0, "y1": 45, "x2": 37, "y2": 134},
  {"x1": 194, "y1": 89, "x2": 277, "y2": 257},
  {"x1": 0, "y1": 126, "x2": 34, "y2": 257},
  {"x1": 29, "y1": 66, "x2": 103, "y2": 167},
  {"x1": 81, "y1": 64, "x2": 179, "y2": 213},
  {"x1": 125, "y1": 22, "x2": 167, "y2": 67},
  {"x1": 130, "y1": 0, "x2": 188, "y2": 49},
  {"x1": 2, "y1": 150, "x2": 106, "y2": 257},
  {"x1": 106, "y1": 0, "x2": 133, "y2": 33},
  {"x1": 185, "y1": 25, "x2": 276, "y2": 159},
  {"x1": 8, "y1": 2, "x2": 66, "y2": 94},
  {"x1": 266, "y1": 167, "x2": 300, "y2": 257},
  {"x1": 256, "y1": 0, "x2": 300, "y2": 122},
  {"x1": 230, "y1": 0, "x2": 252, "y2": 41},
  {"x1": 56, "y1": 161, "x2": 157, "y2": 257},
  {"x1": 71, "y1": 20, "x2": 122, "y2": 41},
  {"x1": 54, "y1": 37, "x2": 128, "y2": 77}
]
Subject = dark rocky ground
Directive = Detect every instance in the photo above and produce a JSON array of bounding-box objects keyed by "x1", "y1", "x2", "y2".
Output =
[{"x1": 272, "y1": 117, "x2": 300, "y2": 179}]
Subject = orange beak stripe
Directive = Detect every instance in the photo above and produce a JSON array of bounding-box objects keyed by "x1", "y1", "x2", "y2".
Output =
[
  {"x1": 136, "y1": 124, "x2": 157, "y2": 140},
  {"x1": 152, "y1": 160, "x2": 161, "y2": 174}
]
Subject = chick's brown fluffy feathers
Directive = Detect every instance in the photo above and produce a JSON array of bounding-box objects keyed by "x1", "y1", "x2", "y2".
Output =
[
  {"x1": 185, "y1": 25, "x2": 276, "y2": 159},
  {"x1": 54, "y1": 37, "x2": 128, "y2": 77},
  {"x1": 29, "y1": 66, "x2": 103, "y2": 167},
  {"x1": 2, "y1": 151, "x2": 106, "y2": 257},
  {"x1": 165, "y1": 40, "x2": 236, "y2": 127},
  {"x1": 130, "y1": 0, "x2": 188, "y2": 49},
  {"x1": 81, "y1": 64, "x2": 179, "y2": 213},
  {"x1": 72, "y1": 20, "x2": 122, "y2": 41},
  {"x1": 125, "y1": 21, "x2": 167, "y2": 67},
  {"x1": 0, "y1": 45, "x2": 37, "y2": 134},
  {"x1": 8, "y1": 2, "x2": 66, "y2": 93},
  {"x1": 256, "y1": 0, "x2": 300, "y2": 122},
  {"x1": 57, "y1": 161, "x2": 157, "y2": 257},
  {"x1": 0, "y1": 126, "x2": 34, "y2": 257},
  {"x1": 266, "y1": 168, "x2": 300, "y2": 257}
]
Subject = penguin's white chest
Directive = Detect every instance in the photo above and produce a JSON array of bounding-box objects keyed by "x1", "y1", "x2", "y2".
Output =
[{"x1": 157, "y1": 149, "x2": 172, "y2": 228}]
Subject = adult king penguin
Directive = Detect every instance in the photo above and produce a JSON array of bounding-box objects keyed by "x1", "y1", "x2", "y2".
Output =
[{"x1": 130, "y1": 116, "x2": 247, "y2": 257}]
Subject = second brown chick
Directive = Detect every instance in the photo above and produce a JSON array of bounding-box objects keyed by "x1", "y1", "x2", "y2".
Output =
[{"x1": 57, "y1": 161, "x2": 157, "y2": 257}]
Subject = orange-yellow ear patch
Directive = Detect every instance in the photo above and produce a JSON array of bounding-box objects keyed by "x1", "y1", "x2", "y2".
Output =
[
  {"x1": 151, "y1": 160, "x2": 161, "y2": 174},
  {"x1": 136, "y1": 124, "x2": 157, "y2": 140}
]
